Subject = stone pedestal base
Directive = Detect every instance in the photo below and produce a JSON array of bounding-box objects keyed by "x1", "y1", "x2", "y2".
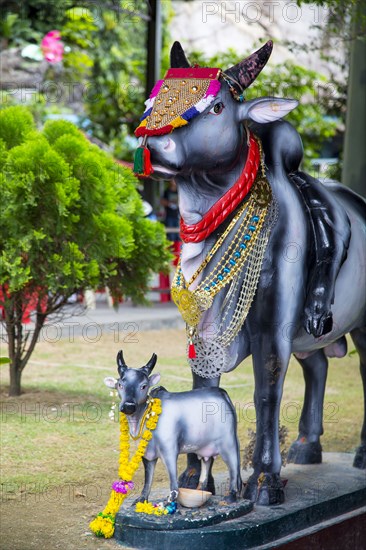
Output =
[{"x1": 114, "y1": 453, "x2": 366, "y2": 549}]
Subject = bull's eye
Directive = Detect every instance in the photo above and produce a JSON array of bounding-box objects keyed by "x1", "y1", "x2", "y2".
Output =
[
  {"x1": 210, "y1": 102, "x2": 225, "y2": 115},
  {"x1": 118, "y1": 382, "x2": 123, "y2": 389},
  {"x1": 140, "y1": 384, "x2": 147, "y2": 390}
]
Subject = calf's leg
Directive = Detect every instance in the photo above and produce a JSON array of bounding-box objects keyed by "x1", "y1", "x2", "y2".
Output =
[
  {"x1": 159, "y1": 444, "x2": 180, "y2": 502},
  {"x1": 178, "y1": 373, "x2": 220, "y2": 494},
  {"x1": 220, "y1": 445, "x2": 242, "y2": 503},
  {"x1": 197, "y1": 457, "x2": 213, "y2": 491},
  {"x1": 134, "y1": 457, "x2": 157, "y2": 503}
]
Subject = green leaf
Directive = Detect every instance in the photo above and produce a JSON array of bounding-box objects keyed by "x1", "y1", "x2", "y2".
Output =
[{"x1": 0, "y1": 106, "x2": 170, "y2": 301}]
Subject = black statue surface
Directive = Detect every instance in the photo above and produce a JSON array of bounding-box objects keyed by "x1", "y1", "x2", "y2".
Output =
[{"x1": 133, "y1": 41, "x2": 366, "y2": 505}]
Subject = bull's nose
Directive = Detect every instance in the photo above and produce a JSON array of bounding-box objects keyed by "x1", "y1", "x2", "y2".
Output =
[
  {"x1": 121, "y1": 402, "x2": 136, "y2": 415},
  {"x1": 163, "y1": 138, "x2": 176, "y2": 153},
  {"x1": 146, "y1": 136, "x2": 176, "y2": 154}
]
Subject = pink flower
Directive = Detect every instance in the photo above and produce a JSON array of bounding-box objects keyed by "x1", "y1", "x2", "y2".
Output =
[
  {"x1": 112, "y1": 480, "x2": 134, "y2": 494},
  {"x1": 41, "y1": 30, "x2": 64, "y2": 63}
]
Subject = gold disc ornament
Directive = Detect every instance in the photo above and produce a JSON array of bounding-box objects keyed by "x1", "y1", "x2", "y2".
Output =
[{"x1": 171, "y1": 288, "x2": 202, "y2": 326}]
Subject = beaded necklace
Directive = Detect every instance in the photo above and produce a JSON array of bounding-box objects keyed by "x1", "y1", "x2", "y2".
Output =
[
  {"x1": 171, "y1": 135, "x2": 273, "y2": 363},
  {"x1": 189, "y1": 198, "x2": 277, "y2": 378}
]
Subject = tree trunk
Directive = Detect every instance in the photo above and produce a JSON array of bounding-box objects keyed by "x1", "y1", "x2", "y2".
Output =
[
  {"x1": 341, "y1": 6, "x2": 366, "y2": 195},
  {"x1": 4, "y1": 293, "x2": 46, "y2": 396},
  {"x1": 9, "y1": 359, "x2": 22, "y2": 396}
]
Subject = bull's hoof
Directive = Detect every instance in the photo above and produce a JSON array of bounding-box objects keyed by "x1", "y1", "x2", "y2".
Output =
[
  {"x1": 353, "y1": 444, "x2": 366, "y2": 469},
  {"x1": 220, "y1": 490, "x2": 237, "y2": 505},
  {"x1": 243, "y1": 473, "x2": 284, "y2": 505},
  {"x1": 305, "y1": 310, "x2": 333, "y2": 337},
  {"x1": 287, "y1": 438, "x2": 322, "y2": 464},
  {"x1": 178, "y1": 468, "x2": 216, "y2": 495}
]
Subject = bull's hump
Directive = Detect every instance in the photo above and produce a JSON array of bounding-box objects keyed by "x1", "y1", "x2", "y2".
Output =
[{"x1": 250, "y1": 120, "x2": 303, "y2": 173}]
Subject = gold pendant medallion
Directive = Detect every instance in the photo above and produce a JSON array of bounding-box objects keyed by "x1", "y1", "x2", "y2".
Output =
[{"x1": 171, "y1": 288, "x2": 201, "y2": 325}]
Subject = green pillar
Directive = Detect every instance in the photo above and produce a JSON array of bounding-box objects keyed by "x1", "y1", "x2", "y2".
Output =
[{"x1": 342, "y1": 14, "x2": 366, "y2": 197}]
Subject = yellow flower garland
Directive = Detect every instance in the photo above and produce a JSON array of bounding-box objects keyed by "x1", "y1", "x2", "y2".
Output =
[
  {"x1": 135, "y1": 500, "x2": 168, "y2": 516},
  {"x1": 90, "y1": 398, "x2": 162, "y2": 538}
]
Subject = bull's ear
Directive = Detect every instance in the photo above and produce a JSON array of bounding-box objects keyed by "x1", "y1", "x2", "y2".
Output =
[
  {"x1": 104, "y1": 377, "x2": 117, "y2": 389},
  {"x1": 116, "y1": 350, "x2": 127, "y2": 377},
  {"x1": 170, "y1": 41, "x2": 190, "y2": 68},
  {"x1": 149, "y1": 373, "x2": 161, "y2": 387},
  {"x1": 237, "y1": 97, "x2": 298, "y2": 123}
]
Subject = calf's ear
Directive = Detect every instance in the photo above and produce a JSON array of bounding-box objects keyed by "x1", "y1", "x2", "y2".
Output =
[
  {"x1": 149, "y1": 373, "x2": 161, "y2": 387},
  {"x1": 237, "y1": 97, "x2": 298, "y2": 123},
  {"x1": 104, "y1": 377, "x2": 117, "y2": 389}
]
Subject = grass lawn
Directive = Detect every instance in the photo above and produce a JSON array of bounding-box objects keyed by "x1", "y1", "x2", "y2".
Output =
[{"x1": 0, "y1": 327, "x2": 363, "y2": 549}]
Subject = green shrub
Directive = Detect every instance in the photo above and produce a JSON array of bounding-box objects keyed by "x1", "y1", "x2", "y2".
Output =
[
  {"x1": 0, "y1": 106, "x2": 171, "y2": 395},
  {"x1": 0, "y1": 106, "x2": 35, "y2": 149}
]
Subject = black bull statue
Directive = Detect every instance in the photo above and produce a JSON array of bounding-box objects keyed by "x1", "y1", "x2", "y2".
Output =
[{"x1": 134, "y1": 41, "x2": 366, "y2": 505}]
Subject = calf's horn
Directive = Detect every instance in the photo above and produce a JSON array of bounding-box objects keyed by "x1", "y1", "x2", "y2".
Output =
[
  {"x1": 224, "y1": 40, "x2": 273, "y2": 94},
  {"x1": 141, "y1": 353, "x2": 158, "y2": 376},
  {"x1": 116, "y1": 350, "x2": 127, "y2": 376}
]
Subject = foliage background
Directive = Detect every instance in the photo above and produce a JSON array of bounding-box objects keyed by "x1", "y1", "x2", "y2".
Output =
[
  {"x1": 0, "y1": 105, "x2": 171, "y2": 394},
  {"x1": 188, "y1": 48, "x2": 340, "y2": 172},
  {"x1": 0, "y1": 0, "x2": 345, "y2": 171},
  {"x1": 0, "y1": 0, "x2": 173, "y2": 160},
  {"x1": 0, "y1": 105, "x2": 170, "y2": 302}
]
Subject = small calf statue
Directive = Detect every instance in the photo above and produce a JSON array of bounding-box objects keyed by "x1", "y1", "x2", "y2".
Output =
[{"x1": 104, "y1": 350, "x2": 242, "y2": 503}]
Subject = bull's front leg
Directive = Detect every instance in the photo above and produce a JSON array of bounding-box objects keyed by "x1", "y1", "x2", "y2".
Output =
[
  {"x1": 178, "y1": 373, "x2": 220, "y2": 494},
  {"x1": 243, "y1": 330, "x2": 292, "y2": 505}
]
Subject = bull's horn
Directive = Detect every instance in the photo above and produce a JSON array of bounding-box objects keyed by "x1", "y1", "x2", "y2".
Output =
[
  {"x1": 141, "y1": 353, "x2": 158, "y2": 376},
  {"x1": 224, "y1": 40, "x2": 273, "y2": 94},
  {"x1": 116, "y1": 350, "x2": 127, "y2": 377},
  {"x1": 170, "y1": 41, "x2": 190, "y2": 68}
]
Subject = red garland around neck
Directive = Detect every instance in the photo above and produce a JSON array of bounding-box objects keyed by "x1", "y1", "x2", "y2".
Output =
[{"x1": 179, "y1": 133, "x2": 260, "y2": 243}]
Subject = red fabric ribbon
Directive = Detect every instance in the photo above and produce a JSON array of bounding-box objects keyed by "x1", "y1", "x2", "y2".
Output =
[{"x1": 180, "y1": 134, "x2": 260, "y2": 243}]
